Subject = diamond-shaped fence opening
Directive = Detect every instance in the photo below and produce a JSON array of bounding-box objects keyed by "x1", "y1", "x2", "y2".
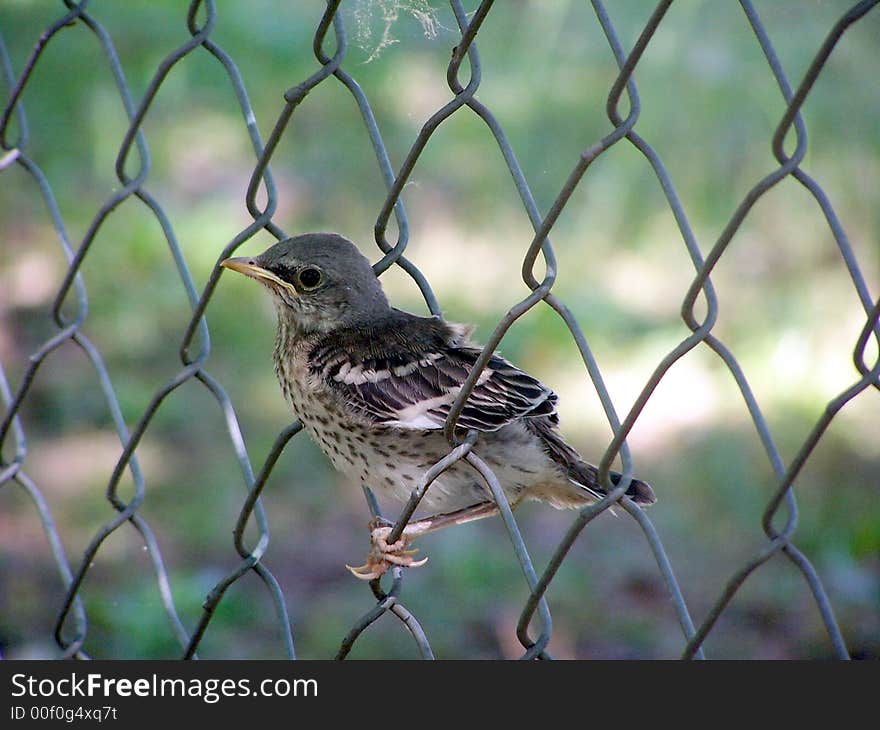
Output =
[{"x1": 1, "y1": 0, "x2": 878, "y2": 660}]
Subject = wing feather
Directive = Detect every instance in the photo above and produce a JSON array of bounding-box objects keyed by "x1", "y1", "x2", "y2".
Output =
[
  {"x1": 318, "y1": 345, "x2": 557, "y2": 432},
  {"x1": 307, "y1": 314, "x2": 557, "y2": 431}
]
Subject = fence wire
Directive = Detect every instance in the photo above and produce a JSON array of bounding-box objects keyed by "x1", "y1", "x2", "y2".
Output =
[{"x1": 1, "y1": 0, "x2": 877, "y2": 660}]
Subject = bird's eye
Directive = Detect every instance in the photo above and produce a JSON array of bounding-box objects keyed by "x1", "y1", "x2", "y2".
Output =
[{"x1": 297, "y1": 267, "x2": 323, "y2": 290}]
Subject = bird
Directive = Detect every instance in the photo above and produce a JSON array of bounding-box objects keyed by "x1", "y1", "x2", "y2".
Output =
[{"x1": 221, "y1": 232, "x2": 655, "y2": 580}]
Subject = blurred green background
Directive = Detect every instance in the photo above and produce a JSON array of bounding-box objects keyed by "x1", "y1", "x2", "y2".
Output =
[{"x1": 1, "y1": 0, "x2": 878, "y2": 659}]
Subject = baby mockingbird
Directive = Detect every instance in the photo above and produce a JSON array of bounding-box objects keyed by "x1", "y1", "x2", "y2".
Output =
[{"x1": 222, "y1": 233, "x2": 655, "y2": 579}]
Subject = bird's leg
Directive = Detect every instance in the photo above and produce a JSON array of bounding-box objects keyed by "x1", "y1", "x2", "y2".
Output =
[
  {"x1": 397, "y1": 501, "x2": 501, "y2": 537},
  {"x1": 346, "y1": 502, "x2": 500, "y2": 580},
  {"x1": 346, "y1": 519, "x2": 427, "y2": 581}
]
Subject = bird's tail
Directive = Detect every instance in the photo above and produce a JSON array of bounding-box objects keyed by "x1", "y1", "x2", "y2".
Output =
[
  {"x1": 573, "y1": 463, "x2": 656, "y2": 506},
  {"x1": 525, "y1": 416, "x2": 656, "y2": 507}
]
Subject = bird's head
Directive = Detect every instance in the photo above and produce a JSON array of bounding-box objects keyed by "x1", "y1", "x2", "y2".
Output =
[{"x1": 221, "y1": 233, "x2": 389, "y2": 334}]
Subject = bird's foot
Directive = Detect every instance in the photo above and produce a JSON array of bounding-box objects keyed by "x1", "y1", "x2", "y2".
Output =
[{"x1": 346, "y1": 520, "x2": 428, "y2": 581}]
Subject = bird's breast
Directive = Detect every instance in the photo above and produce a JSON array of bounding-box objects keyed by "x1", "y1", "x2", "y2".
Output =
[{"x1": 273, "y1": 332, "x2": 319, "y2": 416}]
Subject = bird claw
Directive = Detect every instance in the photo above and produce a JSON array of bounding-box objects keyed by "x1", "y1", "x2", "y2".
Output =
[
  {"x1": 345, "y1": 563, "x2": 383, "y2": 581},
  {"x1": 345, "y1": 525, "x2": 429, "y2": 580}
]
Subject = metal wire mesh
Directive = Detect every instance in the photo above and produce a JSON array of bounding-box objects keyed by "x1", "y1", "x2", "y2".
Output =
[{"x1": 1, "y1": 0, "x2": 877, "y2": 660}]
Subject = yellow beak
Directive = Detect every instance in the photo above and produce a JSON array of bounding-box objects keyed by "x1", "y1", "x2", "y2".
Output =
[{"x1": 220, "y1": 257, "x2": 294, "y2": 293}]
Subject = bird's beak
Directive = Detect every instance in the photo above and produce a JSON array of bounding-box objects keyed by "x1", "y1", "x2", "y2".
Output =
[{"x1": 220, "y1": 257, "x2": 294, "y2": 293}]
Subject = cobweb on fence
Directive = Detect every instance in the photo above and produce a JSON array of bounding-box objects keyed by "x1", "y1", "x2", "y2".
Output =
[{"x1": 353, "y1": 0, "x2": 444, "y2": 62}]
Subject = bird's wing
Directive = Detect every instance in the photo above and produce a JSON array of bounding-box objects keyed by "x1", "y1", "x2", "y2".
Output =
[{"x1": 312, "y1": 342, "x2": 558, "y2": 432}]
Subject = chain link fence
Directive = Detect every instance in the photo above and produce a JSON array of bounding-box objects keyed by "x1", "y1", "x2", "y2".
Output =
[{"x1": 1, "y1": 0, "x2": 877, "y2": 659}]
